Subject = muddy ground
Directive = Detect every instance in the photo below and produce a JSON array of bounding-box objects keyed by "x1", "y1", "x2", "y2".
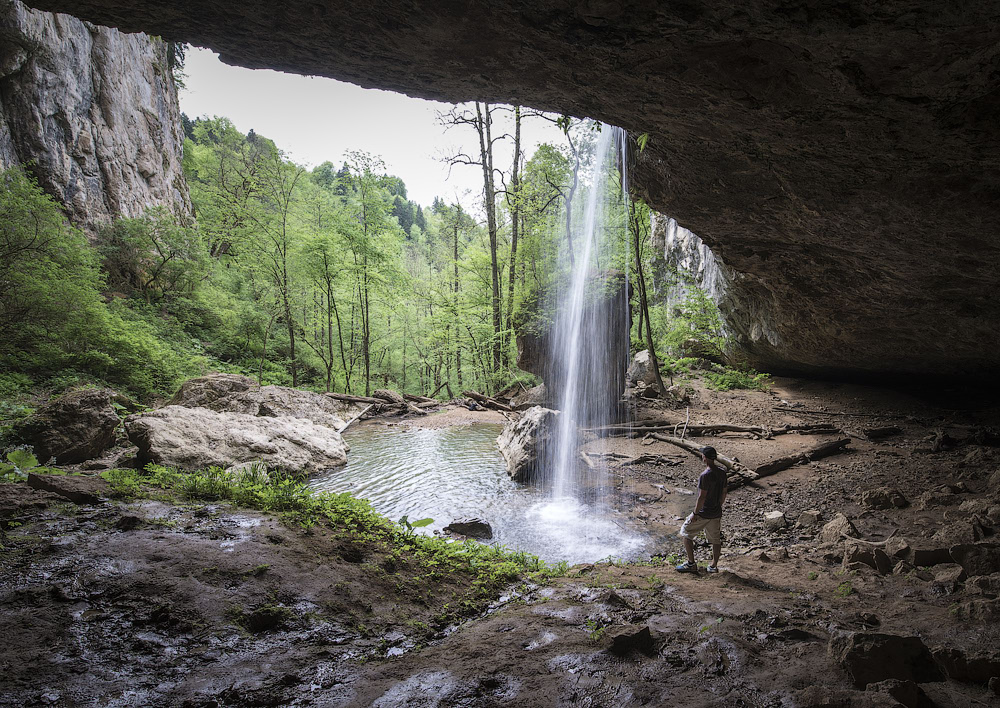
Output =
[{"x1": 1, "y1": 376, "x2": 999, "y2": 707}]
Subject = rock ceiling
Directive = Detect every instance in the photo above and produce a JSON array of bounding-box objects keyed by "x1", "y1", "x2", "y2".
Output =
[{"x1": 27, "y1": 0, "x2": 1000, "y2": 380}]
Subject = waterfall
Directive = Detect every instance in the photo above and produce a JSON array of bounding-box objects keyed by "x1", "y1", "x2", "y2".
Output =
[{"x1": 524, "y1": 124, "x2": 645, "y2": 561}]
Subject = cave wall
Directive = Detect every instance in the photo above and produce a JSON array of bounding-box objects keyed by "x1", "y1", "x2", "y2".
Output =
[
  {"x1": 17, "y1": 0, "x2": 1000, "y2": 380},
  {"x1": 0, "y1": 0, "x2": 190, "y2": 230}
]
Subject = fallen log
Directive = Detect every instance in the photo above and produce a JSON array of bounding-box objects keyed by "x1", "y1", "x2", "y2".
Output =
[
  {"x1": 463, "y1": 390, "x2": 514, "y2": 413},
  {"x1": 337, "y1": 403, "x2": 374, "y2": 433},
  {"x1": 863, "y1": 425, "x2": 902, "y2": 440},
  {"x1": 773, "y1": 406, "x2": 885, "y2": 418},
  {"x1": 649, "y1": 433, "x2": 757, "y2": 483},
  {"x1": 753, "y1": 437, "x2": 851, "y2": 477},
  {"x1": 326, "y1": 392, "x2": 383, "y2": 405},
  {"x1": 618, "y1": 454, "x2": 683, "y2": 468},
  {"x1": 415, "y1": 401, "x2": 440, "y2": 409},
  {"x1": 404, "y1": 393, "x2": 437, "y2": 404}
]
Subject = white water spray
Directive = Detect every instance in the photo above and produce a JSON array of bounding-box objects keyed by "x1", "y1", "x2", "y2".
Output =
[{"x1": 526, "y1": 124, "x2": 646, "y2": 560}]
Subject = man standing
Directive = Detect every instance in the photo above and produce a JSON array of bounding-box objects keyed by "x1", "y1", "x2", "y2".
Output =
[{"x1": 675, "y1": 446, "x2": 727, "y2": 574}]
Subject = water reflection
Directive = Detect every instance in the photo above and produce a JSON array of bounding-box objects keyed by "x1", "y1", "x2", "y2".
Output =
[{"x1": 309, "y1": 424, "x2": 650, "y2": 564}]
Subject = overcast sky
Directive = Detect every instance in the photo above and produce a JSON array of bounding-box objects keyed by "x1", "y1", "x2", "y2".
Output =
[{"x1": 178, "y1": 47, "x2": 568, "y2": 213}]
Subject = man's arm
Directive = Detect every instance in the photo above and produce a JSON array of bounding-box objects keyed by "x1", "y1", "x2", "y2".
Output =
[
  {"x1": 719, "y1": 485, "x2": 728, "y2": 509},
  {"x1": 693, "y1": 489, "x2": 707, "y2": 517}
]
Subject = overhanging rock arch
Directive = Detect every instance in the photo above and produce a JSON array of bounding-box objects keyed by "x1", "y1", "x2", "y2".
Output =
[{"x1": 23, "y1": 0, "x2": 1000, "y2": 381}]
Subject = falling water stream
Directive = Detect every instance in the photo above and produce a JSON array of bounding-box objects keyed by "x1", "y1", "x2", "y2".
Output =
[{"x1": 313, "y1": 124, "x2": 656, "y2": 563}]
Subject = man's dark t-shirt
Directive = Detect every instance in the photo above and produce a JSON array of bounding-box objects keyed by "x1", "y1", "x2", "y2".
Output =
[{"x1": 696, "y1": 466, "x2": 727, "y2": 519}]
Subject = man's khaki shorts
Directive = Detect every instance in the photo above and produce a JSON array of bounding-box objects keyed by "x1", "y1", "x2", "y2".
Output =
[{"x1": 679, "y1": 514, "x2": 723, "y2": 545}]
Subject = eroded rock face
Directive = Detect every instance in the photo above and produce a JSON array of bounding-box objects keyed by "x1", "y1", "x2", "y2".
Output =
[
  {"x1": 125, "y1": 405, "x2": 348, "y2": 474},
  {"x1": 169, "y1": 373, "x2": 354, "y2": 431},
  {"x1": 0, "y1": 0, "x2": 190, "y2": 230},
  {"x1": 31, "y1": 0, "x2": 1000, "y2": 381}
]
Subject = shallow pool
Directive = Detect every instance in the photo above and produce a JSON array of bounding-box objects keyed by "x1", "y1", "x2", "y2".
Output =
[{"x1": 308, "y1": 423, "x2": 653, "y2": 564}]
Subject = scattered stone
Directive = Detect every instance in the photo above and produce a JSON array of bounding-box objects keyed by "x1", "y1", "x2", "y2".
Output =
[
  {"x1": 126, "y1": 406, "x2": 348, "y2": 475},
  {"x1": 908, "y1": 545, "x2": 953, "y2": 568},
  {"x1": 865, "y1": 679, "x2": 931, "y2": 708},
  {"x1": 950, "y1": 598, "x2": 1000, "y2": 622},
  {"x1": 764, "y1": 511, "x2": 787, "y2": 531},
  {"x1": 797, "y1": 509, "x2": 822, "y2": 527},
  {"x1": 115, "y1": 514, "x2": 141, "y2": 531},
  {"x1": 884, "y1": 537, "x2": 912, "y2": 562},
  {"x1": 932, "y1": 563, "x2": 966, "y2": 584},
  {"x1": 169, "y1": 373, "x2": 255, "y2": 407},
  {"x1": 829, "y1": 632, "x2": 943, "y2": 689},
  {"x1": 966, "y1": 572, "x2": 1000, "y2": 597},
  {"x1": 949, "y1": 543, "x2": 1000, "y2": 577},
  {"x1": 790, "y1": 686, "x2": 901, "y2": 707},
  {"x1": 932, "y1": 646, "x2": 1000, "y2": 683},
  {"x1": 752, "y1": 550, "x2": 772, "y2": 563},
  {"x1": 892, "y1": 560, "x2": 915, "y2": 576},
  {"x1": 26, "y1": 473, "x2": 106, "y2": 505},
  {"x1": 843, "y1": 543, "x2": 893, "y2": 575},
  {"x1": 496, "y1": 406, "x2": 559, "y2": 484},
  {"x1": 861, "y1": 487, "x2": 908, "y2": 510},
  {"x1": 443, "y1": 519, "x2": 493, "y2": 540},
  {"x1": 12, "y1": 388, "x2": 121, "y2": 464},
  {"x1": 606, "y1": 624, "x2": 654, "y2": 656},
  {"x1": 820, "y1": 513, "x2": 859, "y2": 544}
]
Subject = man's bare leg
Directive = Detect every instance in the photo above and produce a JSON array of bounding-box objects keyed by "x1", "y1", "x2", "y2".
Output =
[
  {"x1": 711, "y1": 543, "x2": 721, "y2": 568},
  {"x1": 683, "y1": 537, "x2": 696, "y2": 564}
]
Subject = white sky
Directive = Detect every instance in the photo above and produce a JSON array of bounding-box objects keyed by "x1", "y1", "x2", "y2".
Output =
[{"x1": 179, "y1": 48, "x2": 568, "y2": 213}]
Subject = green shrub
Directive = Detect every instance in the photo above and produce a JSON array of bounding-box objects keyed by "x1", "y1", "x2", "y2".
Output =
[{"x1": 704, "y1": 367, "x2": 771, "y2": 392}]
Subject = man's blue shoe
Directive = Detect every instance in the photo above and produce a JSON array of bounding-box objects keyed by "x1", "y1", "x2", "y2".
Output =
[{"x1": 675, "y1": 560, "x2": 699, "y2": 573}]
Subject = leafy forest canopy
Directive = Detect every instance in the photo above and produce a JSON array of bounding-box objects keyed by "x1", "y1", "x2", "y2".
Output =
[{"x1": 1, "y1": 104, "x2": 735, "y2": 409}]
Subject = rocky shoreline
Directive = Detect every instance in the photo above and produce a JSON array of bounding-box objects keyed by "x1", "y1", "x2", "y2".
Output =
[{"x1": 2, "y1": 374, "x2": 999, "y2": 706}]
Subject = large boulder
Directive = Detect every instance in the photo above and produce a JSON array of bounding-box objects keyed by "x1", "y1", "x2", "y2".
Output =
[
  {"x1": 626, "y1": 350, "x2": 659, "y2": 388},
  {"x1": 949, "y1": 543, "x2": 1000, "y2": 578},
  {"x1": 510, "y1": 384, "x2": 547, "y2": 411},
  {"x1": 828, "y1": 633, "x2": 944, "y2": 689},
  {"x1": 443, "y1": 519, "x2": 493, "y2": 540},
  {"x1": 169, "y1": 374, "x2": 352, "y2": 431},
  {"x1": 125, "y1": 406, "x2": 348, "y2": 474},
  {"x1": 496, "y1": 406, "x2": 559, "y2": 484},
  {"x1": 13, "y1": 388, "x2": 120, "y2": 464}
]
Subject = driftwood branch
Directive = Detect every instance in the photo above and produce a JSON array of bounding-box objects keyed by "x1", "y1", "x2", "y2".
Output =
[
  {"x1": 649, "y1": 433, "x2": 757, "y2": 484},
  {"x1": 337, "y1": 403, "x2": 374, "y2": 433},
  {"x1": 463, "y1": 390, "x2": 514, "y2": 412},
  {"x1": 326, "y1": 392, "x2": 383, "y2": 405},
  {"x1": 754, "y1": 437, "x2": 851, "y2": 477}
]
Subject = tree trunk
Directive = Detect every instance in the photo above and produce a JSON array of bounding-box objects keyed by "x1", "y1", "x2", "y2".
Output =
[
  {"x1": 504, "y1": 106, "x2": 522, "y2": 371},
  {"x1": 631, "y1": 202, "x2": 667, "y2": 398},
  {"x1": 475, "y1": 102, "x2": 503, "y2": 379}
]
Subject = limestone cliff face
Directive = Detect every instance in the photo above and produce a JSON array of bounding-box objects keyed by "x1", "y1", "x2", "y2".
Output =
[{"x1": 0, "y1": 0, "x2": 190, "y2": 230}]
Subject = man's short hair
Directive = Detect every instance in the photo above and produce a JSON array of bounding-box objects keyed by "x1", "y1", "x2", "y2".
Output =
[{"x1": 701, "y1": 446, "x2": 718, "y2": 460}]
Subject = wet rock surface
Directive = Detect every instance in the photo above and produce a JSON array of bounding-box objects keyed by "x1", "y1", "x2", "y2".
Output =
[{"x1": 496, "y1": 405, "x2": 559, "y2": 484}]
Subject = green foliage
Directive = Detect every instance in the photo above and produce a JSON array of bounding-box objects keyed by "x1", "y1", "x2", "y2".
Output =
[
  {"x1": 704, "y1": 367, "x2": 771, "y2": 392},
  {"x1": 0, "y1": 446, "x2": 42, "y2": 481},
  {"x1": 834, "y1": 580, "x2": 855, "y2": 597}
]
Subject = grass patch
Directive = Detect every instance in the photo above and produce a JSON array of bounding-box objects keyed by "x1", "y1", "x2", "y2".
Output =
[{"x1": 704, "y1": 367, "x2": 771, "y2": 392}]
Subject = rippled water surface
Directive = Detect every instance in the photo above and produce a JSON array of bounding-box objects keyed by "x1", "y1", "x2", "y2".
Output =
[{"x1": 309, "y1": 424, "x2": 652, "y2": 564}]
